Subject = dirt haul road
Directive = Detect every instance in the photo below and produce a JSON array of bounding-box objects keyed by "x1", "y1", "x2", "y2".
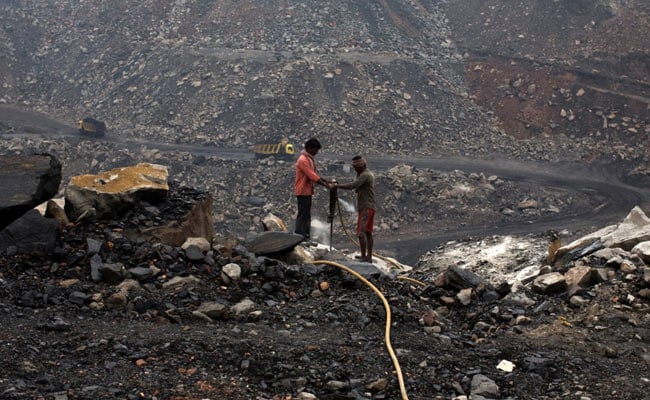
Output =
[{"x1": 1, "y1": 105, "x2": 649, "y2": 266}]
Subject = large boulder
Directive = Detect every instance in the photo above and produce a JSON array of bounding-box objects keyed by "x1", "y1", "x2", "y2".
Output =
[
  {"x1": 0, "y1": 154, "x2": 61, "y2": 231},
  {"x1": 64, "y1": 163, "x2": 169, "y2": 221},
  {"x1": 0, "y1": 209, "x2": 59, "y2": 255},
  {"x1": 557, "y1": 206, "x2": 650, "y2": 256}
]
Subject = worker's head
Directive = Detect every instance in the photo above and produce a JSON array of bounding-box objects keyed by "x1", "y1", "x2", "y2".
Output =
[
  {"x1": 304, "y1": 137, "x2": 322, "y2": 156},
  {"x1": 351, "y1": 155, "x2": 366, "y2": 172}
]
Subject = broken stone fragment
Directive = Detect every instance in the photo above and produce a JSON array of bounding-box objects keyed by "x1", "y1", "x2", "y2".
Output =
[
  {"x1": 0, "y1": 209, "x2": 59, "y2": 254},
  {"x1": 221, "y1": 263, "x2": 242, "y2": 283},
  {"x1": 631, "y1": 241, "x2": 650, "y2": 263},
  {"x1": 532, "y1": 272, "x2": 567, "y2": 294},
  {"x1": 557, "y1": 206, "x2": 650, "y2": 256},
  {"x1": 196, "y1": 301, "x2": 230, "y2": 320},
  {"x1": 564, "y1": 265, "x2": 593, "y2": 288}
]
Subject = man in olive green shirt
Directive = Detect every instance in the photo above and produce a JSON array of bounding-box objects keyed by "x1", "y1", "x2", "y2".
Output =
[{"x1": 334, "y1": 155, "x2": 376, "y2": 263}]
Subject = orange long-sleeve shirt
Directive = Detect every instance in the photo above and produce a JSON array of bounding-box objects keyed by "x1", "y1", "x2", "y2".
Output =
[{"x1": 294, "y1": 150, "x2": 321, "y2": 196}]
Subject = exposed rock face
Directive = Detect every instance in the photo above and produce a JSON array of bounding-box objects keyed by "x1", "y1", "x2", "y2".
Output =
[
  {"x1": 64, "y1": 163, "x2": 169, "y2": 221},
  {"x1": 139, "y1": 195, "x2": 215, "y2": 247},
  {"x1": 0, "y1": 153, "x2": 61, "y2": 231},
  {"x1": 418, "y1": 206, "x2": 650, "y2": 300}
]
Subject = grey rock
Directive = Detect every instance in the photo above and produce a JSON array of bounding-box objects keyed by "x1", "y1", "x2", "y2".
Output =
[
  {"x1": 98, "y1": 263, "x2": 127, "y2": 284},
  {"x1": 532, "y1": 272, "x2": 567, "y2": 294},
  {"x1": 345, "y1": 262, "x2": 384, "y2": 279},
  {"x1": 631, "y1": 241, "x2": 650, "y2": 263},
  {"x1": 20, "y1": 290, "x2": 41, "y2": 308},
  {"x1": 90, "y1": 254, "x2": 103, "y2": 282},
  {"x1": 0, "y1": 154, "x2": 61, "y2": 231},
  {"x1": 445, "y1": 265, "x2": 485, "y2": 290},
  {"x1": 86, "y1": 238, "x2": 103, "y2": 255},
  {"x1": 144, "y1": 206, "x2": 161, "y2": 217},
  {"x1": 0, "y1": 210, "x2": 58, "y2": 254},
  {"x1": 221, "y1": 263, "x2": 242, "y2": 283},
  {"x1": 470, "y1": 374, "x2": 499, "y2": 399},
  {"x1": 231, "y1": 298, "x2": 256, "y2": 315},
  {"x1": 128, "y1": 267, "x2": 155, "y2": 281},
  {"x1": 162, "y1": 275, "x2": 200, "y2": 289},
  {"x1": 244, "y1": 231, "x2": 304, "y2": 255},
  {"x1": 184, "y1": 244, "x2": 205, "y2": 261},
  {"x1": 69, "y1": 291, "x2": 91, "y2": 306},
  {"x1": 196, "y1": 301, "x2": 230, "y2": 320}
]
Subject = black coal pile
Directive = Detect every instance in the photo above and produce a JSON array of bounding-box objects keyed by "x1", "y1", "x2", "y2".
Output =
[{"x1": 1, "y1": 186, "x2": 649, "y2": 400}]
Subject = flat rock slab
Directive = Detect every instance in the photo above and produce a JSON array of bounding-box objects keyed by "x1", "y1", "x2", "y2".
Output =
[
  {"x1": 0, "y1": 154, "x2": 61, "y2": 231},
  {"x1": 244, "y1": 231, "x2": 304, "y2": 254},
  {"x1": 341, "y1": 261, "x2": 384, "y2": 279}
]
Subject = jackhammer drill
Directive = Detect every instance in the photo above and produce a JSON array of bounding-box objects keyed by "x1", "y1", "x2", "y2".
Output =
[{"x1": 327, "y1": 180, "x2": 338, "y2": 251}]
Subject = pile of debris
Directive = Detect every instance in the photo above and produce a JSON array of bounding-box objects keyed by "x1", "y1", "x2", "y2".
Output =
[{"x1": 1, "y1": 154, "x2": 650, "y2": 399}]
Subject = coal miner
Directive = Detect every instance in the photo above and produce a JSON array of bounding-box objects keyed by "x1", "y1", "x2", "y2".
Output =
[{"x1": 333, "y1": 155, "x2": 376, "y2": 263}]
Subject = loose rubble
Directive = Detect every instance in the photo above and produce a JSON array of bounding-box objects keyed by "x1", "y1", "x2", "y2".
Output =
[
  {"x1": 0, "y1": 1, "x2": 649, "y2": 399},
  {"x1": 0, "y1": 158, "x2": 649, "y2": 399}
]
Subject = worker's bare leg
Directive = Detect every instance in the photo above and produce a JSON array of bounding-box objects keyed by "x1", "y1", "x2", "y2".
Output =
[
  {"x1": 365, "y1": 232, "x2": 373, "y2": 263},
  {"x1": 358, "y1": 234, "x2": 367, "y2": 261}
]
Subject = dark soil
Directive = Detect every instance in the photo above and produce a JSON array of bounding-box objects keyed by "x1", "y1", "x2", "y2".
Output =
[{"x1": 1, "y1": 184, "x2": 649, "y2": 400}]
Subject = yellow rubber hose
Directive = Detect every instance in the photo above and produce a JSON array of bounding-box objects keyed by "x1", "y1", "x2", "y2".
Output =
[
  {"x1": 396, "y1": 275, "x2": 427, "y2": 287},
  {"x1": 313, "y1": 259, "x2": 410, "y2": 400}
]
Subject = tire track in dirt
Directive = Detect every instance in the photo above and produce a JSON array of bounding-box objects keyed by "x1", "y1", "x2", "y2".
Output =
[{"x1": 377, "y1": 0, "x2": 420, "y2": 38}]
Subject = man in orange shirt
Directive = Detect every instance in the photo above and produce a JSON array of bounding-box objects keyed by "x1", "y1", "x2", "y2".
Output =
[{"x1": 294, "y1": 138, "x2": 331, "y2": 239}]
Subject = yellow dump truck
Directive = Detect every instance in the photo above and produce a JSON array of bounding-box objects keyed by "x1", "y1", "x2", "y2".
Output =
[
  {"x1": 77, "y1": 117, "x2": 106, "y2": 137},
  {"x1": 253, "y1": 138, "x2": 295, "y2": 160}
]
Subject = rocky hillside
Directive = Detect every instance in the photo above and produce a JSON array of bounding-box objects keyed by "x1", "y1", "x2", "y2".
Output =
[
  {"x1": 0, "y1": 1, "x2": 647, "y2": 166},
  {"x1": 0, "y1": 0, "x2": 648, "y2": 262},
  {"x1": 446, "y1": 0, "x2": 650, "y2": 165}
]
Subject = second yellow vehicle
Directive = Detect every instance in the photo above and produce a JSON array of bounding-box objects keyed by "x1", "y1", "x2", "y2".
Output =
[
  {"x1": 253, "y1": 138, "x2": 295, "y2": 160},
  {"x1": 77, "y1": 117, "x2": 106, "y2": 137}
]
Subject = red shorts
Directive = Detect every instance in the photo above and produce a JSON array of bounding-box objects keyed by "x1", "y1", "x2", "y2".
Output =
[{"x1": 356, "y1": 208, "x2": 375, "y2": 236}]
